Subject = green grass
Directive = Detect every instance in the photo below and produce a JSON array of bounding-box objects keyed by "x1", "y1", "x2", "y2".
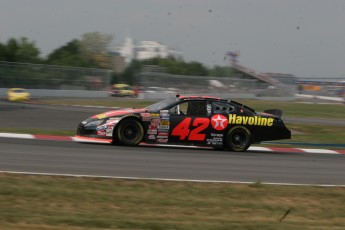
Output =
[
  {"x1": 0, "y1": 173, "x2": 344, "y2": 230},
  {"x1": 286, "y1": 123, "x2": 345, "y2": 145}
]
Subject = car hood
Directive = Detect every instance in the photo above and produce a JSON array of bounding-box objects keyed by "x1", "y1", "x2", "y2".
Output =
[{"x1": 91, "y1": 108, "x2": 147, "y2": 119}]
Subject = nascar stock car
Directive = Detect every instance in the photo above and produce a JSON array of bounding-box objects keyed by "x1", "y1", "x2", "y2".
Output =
[{"x1": 76, "y1": 95, "x2": 291, "y2": 152}]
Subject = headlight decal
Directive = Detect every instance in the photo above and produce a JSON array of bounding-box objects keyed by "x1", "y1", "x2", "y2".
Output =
[{"x1": 84, "y1": 119, "x2": 105, "y2": 128}]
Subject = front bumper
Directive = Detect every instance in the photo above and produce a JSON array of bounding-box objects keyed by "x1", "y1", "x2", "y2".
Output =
[{"x1": 76, "y1": 122, "x2": 113, "y2": 141}]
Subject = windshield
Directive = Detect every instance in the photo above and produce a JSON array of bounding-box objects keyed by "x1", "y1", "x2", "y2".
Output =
[
  {"x1": 145, "y1": 98, "x2": 179, "y2": 112},
  {"x1": 13, "y1": 89, "x2": 25, "y2": 93}
]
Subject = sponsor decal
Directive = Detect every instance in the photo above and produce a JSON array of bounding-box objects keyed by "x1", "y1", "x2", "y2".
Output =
[
  {"x1": 228, "y1": 114, "x2": 274, "y2": 126},
  {"x1": 158, "y1": 125, "x2": 169, "y2": 130},
  {"x1": 151, "y1": 118, "x2": 160, "y2": 125},
  {"x1": 207, "y1": 104, "x2": 212, "y2": 115},
  {"x1": 96, "y1": 123, "x2": 115, "y2": 136},
  {"x1": 97, "y1": 130, "x2": 106, "y2": 136},
  {"x1": 211, "y1": 114, "x2": 228, "y2": 131},
  {"x1": 106, "y1": 125, "x2": 114, "y2": 136},
  {"x1": 141, "y1": 113, "x2": 150, "y2": 117},
  {"x1": 206, "y1": 133, "x2": 223, "y2": 145},
  {"x1": 140, "y1": 113, "x2": 151, "y2": 121},
  {"x1": 157, "y1": 138, "x2": 168, "y2": 143},
  {"x1": 158, "y1": 132, "x2": 169, "y2": 136},
  {"x1": 160, "y1": 120, "x2": 170, "y2": 126},
  {"x1": 106, "y1": 129, "x2": 113, "y2": 136},
  {"x1": 148, "y1": 118, "x2": 160, "y2": 132},
  {"x1": 148, "y1": 134, "x2": 156, "y2": 140},
  {"x1": 106, "y1": 119, "x2": 118, "y2": 125},
  {"x1": 147, "y1": 129, "x2": 158, "y2": 135},
  {"x1": 160, "y1": 110, "x2": 170, "y2": 120},
  {"x1": 95, "y1": 113, "x2": 107, "y2": 119},
  {"x1": 150, "y1": 113, "x2": 160, "y2": 118},
  {"x1": 160, "y1": 110, "x2": 169, "y2": 116},
  {"x1": 96, "y1": 125, "x2": 107, "y2": 130}
]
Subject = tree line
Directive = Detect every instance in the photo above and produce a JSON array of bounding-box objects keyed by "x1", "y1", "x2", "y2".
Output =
[{"x1": 0, "y1": 32, "x2": 234, "y2": 86}]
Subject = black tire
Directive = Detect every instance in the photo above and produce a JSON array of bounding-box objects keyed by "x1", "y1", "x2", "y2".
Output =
[
  {"x1": 226, "y1": 126, "x2": 251, "y2": 152},
  {"x1": 115, "y1": 119, "x2": 144, "y2": 146}
]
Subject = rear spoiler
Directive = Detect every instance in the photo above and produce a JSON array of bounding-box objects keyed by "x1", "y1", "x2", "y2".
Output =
[{"x1": 264, "y1": 109, "x2": 283, "y2": 118}]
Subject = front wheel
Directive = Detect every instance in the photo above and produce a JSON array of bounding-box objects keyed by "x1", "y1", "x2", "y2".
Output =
[
  {"x1": 115, "y1": 119, "x2": 144, "y2": 146},
  {"x1": 226, "y1": 126, "x2": 251, "y2": 152}
]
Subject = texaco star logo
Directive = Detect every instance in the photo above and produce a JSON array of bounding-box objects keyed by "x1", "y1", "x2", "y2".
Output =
[{"x1": 211, "y1": 114, "x2": 228, "y2": 131}]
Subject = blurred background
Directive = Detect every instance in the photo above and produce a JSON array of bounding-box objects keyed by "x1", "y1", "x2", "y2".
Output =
[{"x1": 0, "y1": 1, "x2": 344, "y2": 102}]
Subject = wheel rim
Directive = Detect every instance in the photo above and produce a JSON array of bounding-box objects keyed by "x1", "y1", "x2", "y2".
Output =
[
  {"x1": 122, "y1": 124, "x2": 139, "y2": 141},
  {"x1": 231, "y1": 130, "x2": 247, "y2": 148}
]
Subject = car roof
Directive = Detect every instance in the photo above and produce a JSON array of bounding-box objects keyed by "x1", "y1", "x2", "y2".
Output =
[
  {"x1": 178, "y1": 95, "x2": 224, "y2": 102},
  {"x1": 9, "y1": 88, "x2": 26, "y2": 91},
  {"x1": 176, "y1": 95, "x2": 255, "y2": 112}
]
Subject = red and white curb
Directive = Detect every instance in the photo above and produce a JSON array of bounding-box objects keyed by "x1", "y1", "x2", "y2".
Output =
[{"x1": 0, "y1": 132, "x2": 344, "y2": 155}]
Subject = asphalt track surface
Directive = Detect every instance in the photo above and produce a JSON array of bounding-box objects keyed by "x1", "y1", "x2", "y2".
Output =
[
  {"x1": 1, "y1": 100, "x2": 344, "y2": 130},
  {"x1": 0, "y1": 101, "x2": 108, "y2": 130},
  {"x1": 1, "y1": 101, "x2": 345, "y2": 185},
  {"x1": 1, "y1": 137, "x2": 345, "y2": 185}
]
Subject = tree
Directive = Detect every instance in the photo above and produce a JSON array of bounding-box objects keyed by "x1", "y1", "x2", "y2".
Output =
[
  {"x1": 46, "y1": 39, "x2": 89, "y2": 67},
  {"x1": 46, "y1": 32, "x2": 114, "y2": 69},
  {"x1": 79, "y1": 32, "x2": 113, "y2": 68},
  {"x1": 3, "y1": 37, "x2": 41, "y2": 63},
  {"x1": 4, "y1": 38, "x2": 19, "y2": 62},
  {"x1": 0, "y1": 42, "x2": 5, "y2": 61},
  {"x1": 142, "y1": 57, "x2": 209, "y2": 76},
  {"x1": 15, "y1": 37, "x2": 41, "y2": 63},
  {"x1": 185, "y1": 61, "x2": 208, "y2": 76}
]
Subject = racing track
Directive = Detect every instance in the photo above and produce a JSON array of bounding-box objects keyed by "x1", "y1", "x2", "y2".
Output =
[{"x1": 0, "y1": 101, "x2": 345, "y2": 185}]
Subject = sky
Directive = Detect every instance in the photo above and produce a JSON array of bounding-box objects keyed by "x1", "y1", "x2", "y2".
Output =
[{"x1": 1, "y1": 0, "x2": 345, "y2": 78}]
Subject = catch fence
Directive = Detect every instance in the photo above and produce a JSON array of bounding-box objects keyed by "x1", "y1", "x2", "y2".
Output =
[{"x1": 0, "y1": 61, "x2": 112, "y2": 90}]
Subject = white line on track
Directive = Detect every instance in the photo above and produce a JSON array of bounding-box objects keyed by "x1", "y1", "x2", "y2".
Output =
[
  {"x1": 0, "y1": 133, "x2": 34, "y2": 139},
  {"x1": 297, "y1": 148, "x2": 340, "y2": 154},
  {"x1": 1, "y1": 170, "x2": 344, "y2": 187}
]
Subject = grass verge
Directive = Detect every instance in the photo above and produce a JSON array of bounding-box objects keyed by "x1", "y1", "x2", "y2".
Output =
[{"x1": 0, "y1": 173, "x2": 344, "y2": 230}]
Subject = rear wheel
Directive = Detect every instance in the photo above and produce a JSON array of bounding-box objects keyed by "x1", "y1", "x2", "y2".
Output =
[
  {"x1": 115, "y1": 119, "x2": 144, "y2": 146},
  {"x1": 226, "y1": 126, "x2": 251, "y2": 152}
]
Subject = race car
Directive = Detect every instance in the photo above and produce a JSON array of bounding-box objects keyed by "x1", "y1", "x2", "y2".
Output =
[
  {"x1": 76, "y1": 95, "x2": 291, "y2": 152},
  {"x1": 108, "y1": 84, "x2": 136, "y2": 97},
  {"x1": 7, "y1": 88, "x2": 30, "y2": 102}
]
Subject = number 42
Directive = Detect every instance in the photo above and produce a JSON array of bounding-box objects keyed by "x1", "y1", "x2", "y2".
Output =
[{"x1": 171, "y1": 117, "x2": 210, "y2": 141}]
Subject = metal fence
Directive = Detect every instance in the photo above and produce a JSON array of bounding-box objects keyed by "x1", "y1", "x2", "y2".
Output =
[
  {"x1": 0, "y1": 62, "x2": 298, "y2": 99},
  {"x1": 0, "y1": 61, "x2": 112, "y2": 90}
]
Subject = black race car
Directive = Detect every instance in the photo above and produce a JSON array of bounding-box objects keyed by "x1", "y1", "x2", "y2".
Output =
[{"x1": 76, "y1": 95, "x2": 291, "y2": 152}]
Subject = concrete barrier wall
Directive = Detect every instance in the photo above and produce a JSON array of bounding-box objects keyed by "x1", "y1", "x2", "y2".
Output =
[{"x1": 1, "y1": 88, "x2": 295, "y2": 101}]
